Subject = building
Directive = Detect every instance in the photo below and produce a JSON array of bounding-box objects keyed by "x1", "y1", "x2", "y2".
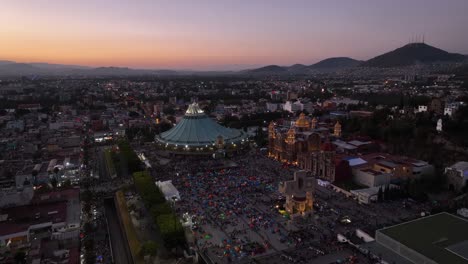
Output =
[
  {"x1": 367, "y1": 213, "x2": 468, "y2": 264},
  {"x1": 302, "y1": 101, "x2": 314, "y2": 114},
  {"x1": 350, "y1": 186, "x2": 388, "y2": 204},
  {"x1": 363, "y1": 153, "x2": 434, "y2": 181},
  {"x1": 6, "y1": 120, "x2": 25, "y2": 131},
  {"x1": 436, "y1": 118, "x2": 443, "y2": 132},
  {"x1": 286, "y1": 91, "x2": 298, "y2": 101},
  {"x1": 155, "y1": 180, "x2": 180, "y2": 201},
  {"x1": 0, "y1": 188, "x2": 80, "y2": 257},
  {"x1": 155, "y1": 103, "x2": 248, "y2": 154},
  {"x1": 341, "y1": 154, "x2": 433, "y2": 188},
  {"x1": 445, "y1": 102, "x2": 465, "y2": 117},
  {"x1": 278, "y1": 170, "x2": 315, "y2": 218},
  {"x1": 283, "y1": 101, "x2": 303, "y2": 113},
  {"x1": 269, "y1": 113, "x2": 336, "y2": 181},
  {"x1": 429, "y1": 97, "x2": 444, "y2": 115},
  {"x1": 0, "y1": 174, "x2": 34, "y2": 208},
  {"x1": 352, "y1": 167, "x2": 391, "y2": 187},
  {"x1": 297, "y1": 142, "x2": 336, "y2": 182},
  {"x1": 417, "y1": 105, "x2": 428, "y2": 113},
  {"x1": 446, "y1": 161, "x2": 468, "y2": 192},
  {"x1": 333, "y1": 121, "x2": 342, "y2": 137},
  {"x1": 266, "y1": 102, "x2": 279, "y2": 112}
]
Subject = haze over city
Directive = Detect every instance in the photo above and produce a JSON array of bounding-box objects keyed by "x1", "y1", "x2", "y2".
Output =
[{"x1": 1, "y1": 0, "x2": 468, "y2": 70}]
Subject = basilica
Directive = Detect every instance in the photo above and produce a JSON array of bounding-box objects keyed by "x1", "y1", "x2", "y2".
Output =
[{"x1": 268, "y1": 113, "x2": 339, "y2": 182}]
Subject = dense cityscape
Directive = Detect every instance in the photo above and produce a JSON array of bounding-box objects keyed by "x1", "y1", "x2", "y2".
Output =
[{"x1": 2, "y1": 1, "x2": 468, "y2": 264}]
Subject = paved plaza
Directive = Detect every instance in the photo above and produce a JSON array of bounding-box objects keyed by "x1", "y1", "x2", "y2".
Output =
[{"x1": 140, "y1": 149, "x2": 433, "y2": 264}]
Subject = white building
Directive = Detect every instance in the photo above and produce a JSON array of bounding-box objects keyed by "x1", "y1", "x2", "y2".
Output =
[
  {"x1": 351, "y1": 185, "x2": 398, "y2": 204},
  {"x1": 352, "y1": 167, "x2": 391, "y2": 187},
  {"x1": 283, "y1": 101, "x2": 303, "y2": 113},
  {"x1": 155, "y1": 180, "x2": 181, "y2": 201},
  {"x1": 436, "y1": 118, "x2": 443, "y2": 132},
  {"x1": 444, "y1": 102, "x2": 465, "y2": 117},
  {"x1": 417, "y1": 105, "x2": 428, "y2": 113},
  {"x1": 445, "y1": 161, "x2": 468, "y2": 192}
]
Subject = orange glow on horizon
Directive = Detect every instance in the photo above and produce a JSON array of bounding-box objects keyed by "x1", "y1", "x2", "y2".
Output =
[{"x1": 3, "y1": 1, "x2": 467, "y2": 70}]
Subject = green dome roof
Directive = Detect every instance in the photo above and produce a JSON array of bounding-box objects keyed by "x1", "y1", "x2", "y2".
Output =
[{"x1": 156, "y1": 103, "x2": 247, "y2": 147}]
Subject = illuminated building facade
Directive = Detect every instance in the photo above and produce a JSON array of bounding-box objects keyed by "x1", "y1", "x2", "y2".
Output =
[
  {"x1": 279, "y1": 170, "x2": 316, "y2": 217},
  {"x1": 268, "y1": 113, "x2": 336, "y2": 181},
  {"x1": 155, "y1": 103, "x2": 248, "y2": 154}
]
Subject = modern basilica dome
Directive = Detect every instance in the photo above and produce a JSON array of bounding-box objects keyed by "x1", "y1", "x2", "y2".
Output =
[{"x1": 155, "y1": 103, "x2": 248, "y2": 153}]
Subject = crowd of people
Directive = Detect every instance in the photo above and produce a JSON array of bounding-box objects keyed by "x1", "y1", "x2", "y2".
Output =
[
  {"x1": 143, "y1": 150, "x2": 431, "y2": 263},
  {"x1": 163, "y1": 153, "x2": 310, "y2": 261}
]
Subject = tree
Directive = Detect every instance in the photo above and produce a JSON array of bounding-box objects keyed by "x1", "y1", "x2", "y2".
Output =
[
  {"x1": 140, "y1": 240, "x2": 158, "y2": 257},
  {"x1": 81, "y1": 190, "x2": 93, "y2": 202},
  {"x1": 254, "y1": 126, "x2": 267, "y2": 147},
  {"x1": 83, "y1": 222, "x2": 93, "y2": 233},
  {"x1": 63, "y1": 179, "x2": 72, "y2": 187},
  {"x1": 50, "y1": 177, "x2": 58, "y2": 188},
  {"x1": 383, "y1": 185, "x2": 390, "y2": 201},
  {"x1": 84, "y1": 238, "x2": 95, "y2": 264},
  {"x1": 377, "y1": 186, "x2": 383, "y2": 202},
  {"x1": 14, "y1": 251, "x2": 26, "y2": 264}
]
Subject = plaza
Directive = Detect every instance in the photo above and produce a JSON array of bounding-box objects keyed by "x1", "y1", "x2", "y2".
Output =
[{"x1": 139, "y1": 149, "x2": 433, "y2": 264}]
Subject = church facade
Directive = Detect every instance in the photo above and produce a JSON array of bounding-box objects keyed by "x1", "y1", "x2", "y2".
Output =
[
  {"x1": 279, "y1": 170, "x2": 315, "y2": 217},
  {"x1": 268, "y1": 113, "x2": 337, "y2": 182}
]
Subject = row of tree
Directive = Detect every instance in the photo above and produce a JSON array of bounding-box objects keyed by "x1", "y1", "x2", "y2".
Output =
[
  {"x1": 133, "y1": 171, "x2": 185, "y2": 250},
  {"x1": 117, "y1": 140, "x2": 142, "y2": 175}
]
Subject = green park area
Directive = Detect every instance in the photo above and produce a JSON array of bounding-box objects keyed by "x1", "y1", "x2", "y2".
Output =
[
  {"x1": 133, "y1": 171, "x2": 186, "y2": 249},
  {"x1": 118, "y1": 140, "x2": 142, "y2": 174}
]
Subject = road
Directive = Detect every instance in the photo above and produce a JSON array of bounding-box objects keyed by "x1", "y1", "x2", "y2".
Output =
[
  {"x1": 98, "y1": 147, "x2": 110, "y2": 181},
  {"x1": 104, "y1": 198, "x2": 133, "y2": 264}
]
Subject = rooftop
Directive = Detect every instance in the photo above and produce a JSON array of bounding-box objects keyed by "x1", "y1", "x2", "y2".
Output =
[
  {"x1": 156, "y1": 103, "x2": 247, "y2": 147},
  {"x1": 378, "y1": 212, "x2": 468, "y2": 264},
  {"x1": 0, "y1": 201, "x2": 67, "y2": 236},
  {"x1": 449, "y1": 161, "x2": 468, "y2": 172}
]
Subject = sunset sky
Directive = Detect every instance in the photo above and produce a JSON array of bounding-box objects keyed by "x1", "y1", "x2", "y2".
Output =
[{"x1": 1, "y1": 0, "x2": 468, "y2": 70}]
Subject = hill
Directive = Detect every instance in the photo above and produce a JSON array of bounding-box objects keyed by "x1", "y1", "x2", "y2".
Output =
[
  {"x1": 29, "y1": 62, "x2": 91, "y2": 70},
  {"x1": 309, "y1": 57, "x2": 361, "y2": 69},
  {"x1": 247, "y1": 58, "x2": 361, "y2": 75},
  {"x1": 363, "y1": 43, "x2": 466, "y2": 68},
  {"x1": 0, "y1": 60, "x2": 15, "y2": 66},
  {"x1": 0, "y1": 61, "x2": 178, "y2": 76},
  {"x1": 287, "y1": 64, "x2": 307, "y2": 72},
  {"x1": 247, "y1": 65, "x2": 287, "y2": 74},
  {"x1": 0, "y1": 63, "x2": 47, "y2": 75}
]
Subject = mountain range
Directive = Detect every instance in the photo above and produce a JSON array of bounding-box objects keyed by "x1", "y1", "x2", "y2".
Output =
[
  {"x1": 246, "y1": 43, "x2": 467, "y2": 74},
  {"x1": 245, "y1": 57, "x2": 362, "y2": 75},
  {"x1": 362, "y1": 43, "x2": 466, "y2": 68},
  {"x1": 0, "y1": 43, "x2": 466, "y2": 76},
  {"x1": 0, "y1": 61, "x2": 178, "y2": 76}
]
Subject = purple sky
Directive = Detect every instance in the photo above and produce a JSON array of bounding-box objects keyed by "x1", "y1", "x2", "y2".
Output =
[{"x1": 1, "y1": 0, "x2": 467, "y2": 70}]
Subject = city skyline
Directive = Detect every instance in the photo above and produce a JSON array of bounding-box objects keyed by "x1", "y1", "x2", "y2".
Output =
[{"x1": 1, "y1": 0, "x2": 468, "y2": 70}]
